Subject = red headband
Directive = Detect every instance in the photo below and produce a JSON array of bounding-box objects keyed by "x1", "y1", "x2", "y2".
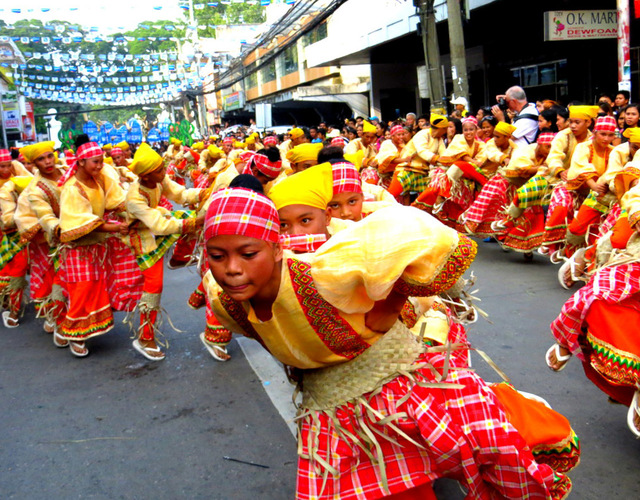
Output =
[
  {"x1": 58, "y1": 142, "x2": 103, "y2": 186},
  {"x1": 111, "y1": 147, "x2": 124, "y2": 156},
  {"x1": 594, "y1": 115, "x2": 617, "y2": 133},
  {"x1": 263, "y1": 136, "x2": 278, "y2": 147},
  {"x1": 331, "y1": 161, "x2": 362, "y2": 195},
  {"x1": 223, "y1": 137, "x2": 234, "y2": 145},
  {"x1": 537, "y1": 132, "x2": 556, "y2": 145},
  {"x1": 390, "y1": 125, "x2": 404, "y2": 135},
  {"x1": 331, "y1": 137, "x2": 346, "y2": 147},
  {"x1": 0, "y1": 149, "x2": 11, "y2": 163},
  {"x1": 462, "y1": 116, "x2": 478, "y2": 127}
]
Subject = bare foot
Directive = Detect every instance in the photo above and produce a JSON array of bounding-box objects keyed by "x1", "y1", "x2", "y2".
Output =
[{"x1": 547, "y1": 344, "x2": 571, "y2": 371}]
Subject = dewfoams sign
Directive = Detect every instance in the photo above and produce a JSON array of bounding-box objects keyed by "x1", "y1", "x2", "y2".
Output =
[{"x1": 544, "y1": 10, "x2": 617, "y2": 41}]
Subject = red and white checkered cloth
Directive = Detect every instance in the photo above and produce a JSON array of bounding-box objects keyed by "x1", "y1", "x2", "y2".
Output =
[
  {"x1": 60, "y1": 245, "x2": 108, "y2": 283},
  {"x1": 28, "y1": 241, "x2": 55, "y2": 299},
  {"x1": 241, "y1": 151, "x2": 282, "y2": 179},
  {"x1": 463, "y1": 174, "x2": 510, "y2": 226},
  {"x1": 58, "y1": 141, "x2": 103, "y2": 186},
  {"x1": 296, "y1": 352, "x2": 569, "y2": 499},
  {"x1": 332, "y1": 162, "x2": 362, "y2": 195},
  {"x1": 546, "y1": 184, "x2": 575, "y2": 223},
  {"x1": 0, "y1": 149, "x2": 11, "y2": 163},
  {"x1": 390, "y1": 125, "x2": 404, "y2": 136},
  {"x1": 106, "y1": 237, "x2": 143, "y2": 312},
  {"x1": 594, "y1": 115, "x2": 617, "y2": 132},
  {"x1": 263, "y1": 136, "x2": 278, "y2": 147},
  {"x1": 204, "y1": 187, "x2": 279, "y2": 243},
  {"x1": 360, "y1": 166, "x2": 380, "y2": 186},
  {"x1": 550, "y1": 262, "x2": 640, "y2": 360}
]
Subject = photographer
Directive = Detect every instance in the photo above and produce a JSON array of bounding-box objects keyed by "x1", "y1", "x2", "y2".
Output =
[{"x1": 491, "y1": 86, "x2": 539, "y2": 146}]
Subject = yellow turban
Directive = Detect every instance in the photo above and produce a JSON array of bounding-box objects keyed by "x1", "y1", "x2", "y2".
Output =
[
  {"x1": 245, "y1": 136, "x2": 256, "y2": 145},
  {"x1": 286, "y1": 143, "x2": 323, "y2": 164},
  {"x1": 207, "y1": 145, "x2": 223, "y2": 158},
  {"x1": 494, "y1": 122, "x2": 517, "y2": 137},
  {"x1": 192, "y1": 141, "x2": 205, "y2": 151},
  {"x1": 170, "y1": 138, "x2": 183, "y2": 147},
  {"x1": 233, "y1": 141, "x2": 246, "y2": 149},
  {"x1": 623, "y1": 127, "x2": 640, "y2": 143},
  {"x1": 344, "y1": 150, "x2": 364, "y2": 170},
  {"x1": 362, "y1": 120, "x2": 376, "y2": 133},
  {"x1": 209, "y1": 135, "x2": 219, "y2": 141},
  {"x1": 116, "y1": 141, "x2": 130, "y2": 151},
  {"x1": 569, "y1": 105, "x2": 599, "y2": 120},
  {"x1": 102, "y1": 143, "x2": 113, "y2": 151},
  {"x1": 430, "y1": 113, "x2": 449, "y2": 129},
  {"x1": 268, "y1": 163, "x2": 334, "y2": 211},
  {"x1": 289, "y1": 127, "x2": 304, "y2": 140},
  {"x1": 128, "y1": 143, "x2": 163, "y2": 177},
  {"x1": 20, "y1": 141, "x2": 55, "y2": 163}
]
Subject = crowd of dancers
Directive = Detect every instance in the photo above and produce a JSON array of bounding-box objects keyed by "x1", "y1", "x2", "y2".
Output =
[{"x1": 1, "y1": 84, "x2": 639, "y2": 498}]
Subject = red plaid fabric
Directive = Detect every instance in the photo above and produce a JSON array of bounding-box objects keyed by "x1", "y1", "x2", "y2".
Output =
[
  {"x1": 60, "y1": 245, "x2": 108, "y2": 283},
  {"x1": 263, "y1": 136, "x2": 278, "y2": 147},
  {"x1": 241, "y1": 151, "x2": 282, "y2": 179},
  {"x1": 550, "y1": 262, "x2": 640, "y2": 361},
  {"x1": 106, "y1": 237, "x2": 143, "y2": 312},
  {"x1": 296, "y1": 352, "x2": 570, "y2": 499},
  {"x1": 537, "y1": 132, "x2": 555, "y2": 145},
  {"x1": 360, "y1": 166, "x2": 380, "y2": 185},
  {"x1": 546, "y1": 184, "x2": 575, "y2": 221},
  {"x1": 332, "y1": 162, "x2": 362, "y2": 195},
  {"x1": 462, "y1": 174, "x2": 511, "y2": 229},
  {"x1": 463, "y1": 116, "x2": 478, "y2": 127},
  {"x1": 110, "y1": 147, "x2": 123, "y2": 156},
  {"x1": 594, "y1": 115, "x2": 617, "y2": 132},
  {"x1": 204, "y1": 188, "x2": 279, "y2": 243},
  {"x1": 64, "y1": 150, "x2": 76, "y2": 166},
  {"x1": 0, "y1": 149, "x2": 12, "y2": 162},
  {"x1": 280, "y1": 233, "x2": 327, "y2": 253},
  {"x1": 223, "y1": 136, "x2": 234, "y2": 145},
  {"x1": 390, "y1": 125, "x2": 404, "y2": 136},
  {"x1": 597, "y1": 203, "x2": 621, "y2": 237},
  {"x1": 331, "y1": 137, "x2": 346, "y2": 147},
  {"x1": 28, "y1": 241, "x2": 55, "y2": 299}
]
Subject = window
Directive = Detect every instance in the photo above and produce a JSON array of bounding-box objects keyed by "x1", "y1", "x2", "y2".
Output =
[
  {"x1": 303, "y1": 23, "x2": 328, "y2": 47},
  {"x1": 262, "y1": 61, "x2": 276, "y2": 83},
  {"x1": 510, "y1": 59, "x2": 568, "y2": 88},
  {"x1": 284, "y1": 45, "x2": 298, "y2": 75}
]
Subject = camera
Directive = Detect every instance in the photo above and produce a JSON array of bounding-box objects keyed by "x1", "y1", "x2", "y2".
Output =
[{"x1": 497, "y1": 97, "x2": 509, "y2": 113}]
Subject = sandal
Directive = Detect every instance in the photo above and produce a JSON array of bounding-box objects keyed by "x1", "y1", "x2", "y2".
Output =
[
  {"x1": 558, "y1": 260, "x2": 576, "y2": 289},
  {"x1": 69, "y1": 341, "x2": 89, "y2": 358},
  {"x1": 200, "y1": 332, "x2": 229, "y2": 362},
  {"x1": 2, "y1": 310, "x2": 19, "y2": 329},
  {"x1": 627, "y1": 391, "x2": 640, "y2": 438},
  {"x1": 490, "y1": 220, "x2": 507, "y2": 233},
  {"x1": 44, "y1": 320, "x2": 55, "y2": 333},
  {"x1": 546, "y1": 343, "x2": 571, "y2": 372},
  {"x1": 549, "y1": 249, "x2": 565, "y2": 265},
  {"x1": 53, "y1": 330, "x2": 69, "y2": 348},
  {"x1": 132, "y1": 339, "x2": 166, "y2": 361}
]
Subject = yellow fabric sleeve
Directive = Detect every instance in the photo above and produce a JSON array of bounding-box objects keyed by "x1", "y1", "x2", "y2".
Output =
[{"x1": 622, "y1": 182, "x2": 640, "y2": 227}]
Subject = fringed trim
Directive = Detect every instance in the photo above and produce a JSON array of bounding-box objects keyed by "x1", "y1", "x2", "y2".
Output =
[
  {"x1": 531, "y1": 430, "x2": 581, "y2": 474},
  {"x1": 544, "y1": 226, "x2": 568, "y2": 245},
  {"x1": 35, "y1": 283, "x2": 67, "y2": 324},
  {"x1": 439, "y1": 273, "x2": 489, "y2": 324},
  {"x1": 122, "y1": 291, "x2": 182, "y2": 348},
  {"x1": 0, "y1": 276, "x2": 28, "y2": 315}
]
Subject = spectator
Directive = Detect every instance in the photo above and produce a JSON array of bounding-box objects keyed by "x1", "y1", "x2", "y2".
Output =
[
  {"x1": 491, "y1": 86, "x2": 539, "y2": 146},
  {"x1": 450, "y1": 96, "x2": 468, "y2": 117},
  {"x1": 615, "y1": 90, "x2": 630, "y2": 112}
]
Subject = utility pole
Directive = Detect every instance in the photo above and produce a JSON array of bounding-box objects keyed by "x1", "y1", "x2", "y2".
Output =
[
  {"x1": 418, "y1": 0, "x2": 446, "y2": 110},
  {"x1": 446, "y1": 0, "x2": 469, "y2": 104},
  {"x1": 617, "y1": 0, "x2": 631, "y2": 95}
]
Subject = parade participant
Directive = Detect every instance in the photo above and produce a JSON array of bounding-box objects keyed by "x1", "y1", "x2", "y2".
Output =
[
  {"x1": 102, "y1": 144, "x2": 114, "y2": 165},
  {"x1": 344, "y1": 120, "x2": 379, "y2": 184},
  {"x1": 388, "y1": 113, "x2": 448, "y2": 204},
  {"x1": 375, "y1": 124, "x2": 411, "y2": 189},
  {"x1": 286, "y1": 143, "x2": 323, "y2": 174},
  {"x1": 196, "y1": 144, "x2": 224, "y2": 188},
  {"x1": 124, "y1": 143, "x2": 204, "y2": 361},
  {"x1": 240, "y1": 148, "x2": 283, "y2": 190},
  {"x1": 539, "y1": 105, "x2": 597, "y2": 258},
  {"x1": 278, "y1": 127, "x2": 307, "y2": 161},
  {"x1": 116, "y1": 141, "x2": 133, "y2": 160},
  {"x1": 203, "y1": 188, "x2": 577, "y2": 499},
  {"x1": 413, "y1": 116, "x2": 487, "y2": 229},
  {"x1": 0, "y1": 150, "x2": 30, "y2": 328},
  {"x1": 16, "y1": 142, "x2": 67, "y2": 341},
  {"x1": 459, "y1": 121, "x2": 518, "y2": 236},
  {"x1": 491, "y1": 132, "x2": 555, "y2": 254},
  {"x1": 58, "y1": 137, "x2": 141, "y2": 357}
]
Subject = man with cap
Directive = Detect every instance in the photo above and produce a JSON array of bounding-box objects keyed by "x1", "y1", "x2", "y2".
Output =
[
  {"x1": 388, "y1": 114, "x2": 449, "y2": 204},
  {"x1": 451, "y1": 96, "x2": 469, "y2": 117},
  {"x1": 125, "y1": 143, "x2": 205, "y2": 360}
]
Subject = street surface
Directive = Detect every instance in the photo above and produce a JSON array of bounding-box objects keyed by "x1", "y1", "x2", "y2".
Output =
[{"x1": 1, "y1": 238, "x2": 639, "y2": 499}]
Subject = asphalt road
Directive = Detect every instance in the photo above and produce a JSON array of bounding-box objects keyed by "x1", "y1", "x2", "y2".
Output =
[{"x1": 1, "y1": 238, "x2": 639, "y2": 499}]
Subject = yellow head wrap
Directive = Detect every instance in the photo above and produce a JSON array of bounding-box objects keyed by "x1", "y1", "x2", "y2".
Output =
[
  {"x1": 207, "y1": 145, "x2": 223, "y2": 158},
  {"x1": 10, "y1": 176, "x2": 33, "y2": 193},
  {"x1": 192, "y1": 141, "x2": 205, "y2": 151},
  {"x1": 568, "y1": 105, "x2": 599, "y2": 120},
  {"x1": 268, "y1": 163, "x2": 334, "y2": 211},
  {"x1": 209, "y1": 135, "x2": 219, "y2": 141},
  {"x1": 362, "y1": 120, "x2": 377, "y2": 133},
  {"x1": 429, "y1": 113, "x2": 449, "y2": 129},
  {"x1": 245, "y1": 136, "x2": 256, "y2": 145},
  {"x1": 102, "y1": 143, "x2": 113, "y2": 151},
  {"x1": 289, "y1": 127, "x2": 304, "y2": 140},
  {"x1": 494, "y1": 122, "x2": 517, "y2": 137},
  {"x1": 286, "y1": 143, "x2": 323, "y2": 164},
  {"x1": 128, "y1": 143, "x2": 163, "y2": 177},
  {"x1": 20, "y1": 141, "x2": 55, "y2": 163},
  {"x1": 170, "y1": 137, "x2": 183, "y2": 147},
  {"x1": 116, "y1": 141, "x2": 131, "y2": 151},
  {"x1": 344, "y1": 150, "x2": 364, "y2": 170},
  {"x1": 233, "y1": 141, "x2": 246, "y2": 149},
  {"x1": 623, "y1": 127, "x2": 640, "y2": 143}
]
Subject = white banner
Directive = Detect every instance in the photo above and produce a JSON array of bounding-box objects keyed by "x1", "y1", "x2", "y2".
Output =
[{"x1": 544, "y1": 10, "x2": 617, "y2": 41}]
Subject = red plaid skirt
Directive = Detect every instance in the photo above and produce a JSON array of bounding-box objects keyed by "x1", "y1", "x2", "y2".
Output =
[
  {"x1": 28, "y1": 241, "x2": 56, "y2": 301},
  {"x1": 462, "y1": 175, "x2": 512, "y2": 235},
  {"x1": 107, "y1": 237, "x2": 144, "y2": 312},
  {"x1": 296, "y1": 352, "x2": 571, "y2": 499}
]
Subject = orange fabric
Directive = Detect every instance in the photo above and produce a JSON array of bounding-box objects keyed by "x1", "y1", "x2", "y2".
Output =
[
  {"x1": 387, "y1": 170, "x2": 404, "y2": 197},
  {"x1": 171, "y1": 235, "x2": 196, "y2": 264},
  {"x1": 611, "y1": 216, "x2": 634, "y2": 249},
  {"x1": 490, "y1": 383, "x2": 573, "y2": 450},
  {"x1": 568, "y1": 205, "x2": 601, "y2": 237},
  {"x1": 455, "y1": 160, "x2": 488, "y2": 186},
  {"x1": 414, "y1": 186, "x2": 439, "y2": 207},
  {"x1": 142, "y1": 258, "x2": 164, "y2": 294},
  {"x1": 2, "y1": 248, "x2": 29, "y2": 278},
  {"x1": 60, "y1": 279, "x2": 113, "y2": 339}
]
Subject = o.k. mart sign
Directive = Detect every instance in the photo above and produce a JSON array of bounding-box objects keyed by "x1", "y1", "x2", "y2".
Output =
[{"x1": 544, "y1": 10, "x2": 617, "y2": 41}]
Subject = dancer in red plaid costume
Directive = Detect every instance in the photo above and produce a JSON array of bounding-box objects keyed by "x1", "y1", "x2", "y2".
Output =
[
  {"x1": 58, "y1": 136, "x2": 142, "y2": 357},
  {"x1": 203, "y1": 187, "x2": 578, "y2": 499}
]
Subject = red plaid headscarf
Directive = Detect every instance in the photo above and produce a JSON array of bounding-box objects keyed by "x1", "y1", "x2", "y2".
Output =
[
  {"x1": 462, "y1": 116, "x2": 478, "y2": 127},
  {"x1": 331, "y1": 137, "x2": 346, "y2": 147},
  {"x1": 263, "y1": 136, "x2": 278, "y2": 147},
  {"x1": 204, "y1": 188, "x2": 280, "y2": 243},
  {"x1": 240, "y1": 151, "x2": 282, "y2": 179},
  {"x1": 111, "y1": 147, "x2": 124, "y2": 156},
  {"x1": 331, "y1": 161, "x2": 362, "y2": 195},
  {"x1": 64, "y1": 150, "x2": 76, "y2": 166},
  {"x1": 223, "y1": 136, "x2": 234, "y2": 145},
  {"x1": 594, "y1": 115, "x2": 617, "y2": 132},
  {"x1": 390, "y1": 125, "x2": 404, "y2": 136},
  {"x1": 537, "y1": 132, "x2": 556, "y2": 145},
  {"x1": 58, "y1": 141, "x2": 103, "y2": 186},
  {"x1": 0, "y1": 149, "x2": 11, "y2": 163}
]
